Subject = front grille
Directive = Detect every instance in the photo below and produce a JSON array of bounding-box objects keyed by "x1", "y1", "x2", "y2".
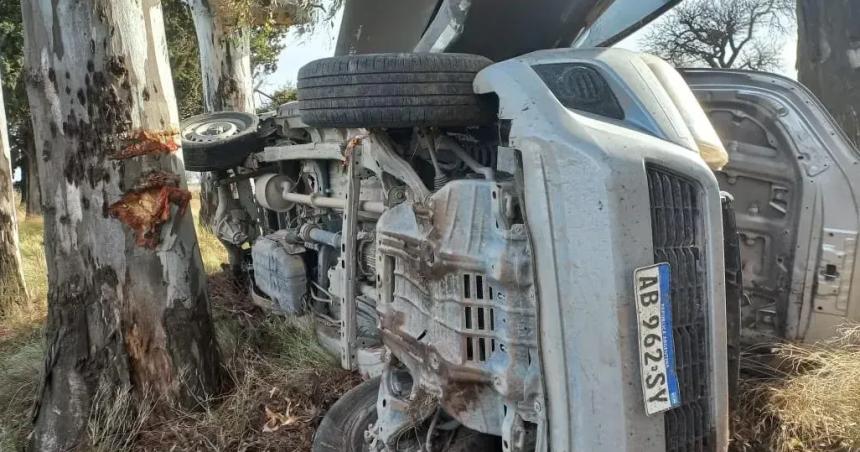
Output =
[{"x1": 646, "y1": 165, "x2": 714, "y2": 452}]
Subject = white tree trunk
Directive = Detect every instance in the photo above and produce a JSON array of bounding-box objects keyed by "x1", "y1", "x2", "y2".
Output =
[
  {"x1": 21, "y1": 1, "x2": 221, "y2": 449},
  {"x1": 0, "y1": 69, "x2": 28, "y2": 313},
  {"x1": 186, "y1": 0, "x2": 254, "y2": 113},
  {"x1": 184, "y1": 0, "x2": 255, "y2": 263}
]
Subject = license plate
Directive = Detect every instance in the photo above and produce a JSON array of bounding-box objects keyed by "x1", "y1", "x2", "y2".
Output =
[{"x1": 634, "y1": 263, "x2": 681, "y2": 415}]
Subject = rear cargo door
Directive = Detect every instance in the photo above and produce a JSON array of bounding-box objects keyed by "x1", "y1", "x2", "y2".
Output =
[{"x1": 683, "y1": 69, "x2": 860, "y2": 343}]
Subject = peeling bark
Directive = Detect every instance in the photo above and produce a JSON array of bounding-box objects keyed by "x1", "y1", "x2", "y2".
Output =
[
  {"x1": 0, "y1": 70, "x2": 29, "y2": 314},
  {"x1": 797, "y1": 0, "x2": 860, "y2": 147},
  {"x1": 21, "y1": 1, "x2": 222, "y2": 450}
]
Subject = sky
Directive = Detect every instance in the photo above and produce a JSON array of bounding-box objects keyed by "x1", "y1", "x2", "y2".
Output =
[
  {"x1": 614, "y1": 22, "x2": 798, "y2": 79},
  {"x1": 260, "y1": 0, "x2": 799, "y2": 93},
  {"x1": 256, "y1": 2, "x2": 344, "y2": 97}
]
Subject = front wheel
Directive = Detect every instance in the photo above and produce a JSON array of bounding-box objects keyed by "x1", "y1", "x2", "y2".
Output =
[
  {"x1": 312, "y1": 377, "x2": 378, "y2": 452},
  {"x1": 313, "y1": 377, "x2": 503, "y2": 452}
]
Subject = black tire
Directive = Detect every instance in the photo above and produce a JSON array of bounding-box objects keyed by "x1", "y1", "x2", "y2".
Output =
[
  {"x1": 297, "y1": 53, "x2": 497, "y2": 129},
  {"x1": 313, "y1": 376, "x2": 503, "y2": 452},
  {"x1": 313, "y1": 377, "x2": 379, "y2": 452},
  {"x1": 181, "y1": 112, "x2": 260, "y2": 172}
]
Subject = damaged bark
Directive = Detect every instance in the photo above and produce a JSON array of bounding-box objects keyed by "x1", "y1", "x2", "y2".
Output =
[
  {"x1": 109, "y1": 171, "x2": 192, "y2": 249},
  {"x1": 113, "y1": 128, "x2": 181, "y2": 160},
  {"x1": 0, "y1": 69, "x2": 29, "y2": 314},
  {"x1": 797, "y1": 0, "x2": 860, "y2": 147},
  {"x1": 21, "y1": 1, "x2": 222, "y2": 450}
]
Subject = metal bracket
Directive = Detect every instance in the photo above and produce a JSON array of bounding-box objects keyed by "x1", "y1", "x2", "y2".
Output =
[
  {"x1": 362, "y1": 132, "x2": 431, "y2": 201},
  {"x1": 339, "y1": 140, "x2": 362, "y2": 369},
  {"x1": 258, "y1": 142, "x2": 346, "y2": 162},
  {"x1": 814, "y1": 229, "x2": 857, "y2": 315},
  {"x1": 501, "y1": 407, "x2": 529, "y2": 452}
]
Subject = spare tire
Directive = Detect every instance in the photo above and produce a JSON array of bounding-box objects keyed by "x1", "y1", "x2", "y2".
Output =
[
  {"x1": 181, "y1": 111, "x2": 260, "y2": 172},
  {"x1": 297, "y1": 53, "x2": 497, "y2": 129}
]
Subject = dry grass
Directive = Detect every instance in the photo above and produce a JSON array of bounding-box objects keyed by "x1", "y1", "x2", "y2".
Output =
[
  {"x1": 0, "y1": 211, "x2": 48, "y2": 346},
  {"x1": 0, "y1": 208, "x2": 48, "y2": 450},
  {"x1": 135, "y1": 291, "x2": 359, "y2": 451},
  {"x1": 0, "y1": 338, "x2": 42, "y2": 451},
  {"x1": 732, "y1": 325, "x2": 860, "y2": 451},
  {"x1": 186, "y1": 188, "x2": 229, "y2": 274},
  {"x1": 0, "y1": 195, "x2": 357, "y2": 451},
  {"x1": 12, "y1": 190, "x2": 860, "y2": 451}
]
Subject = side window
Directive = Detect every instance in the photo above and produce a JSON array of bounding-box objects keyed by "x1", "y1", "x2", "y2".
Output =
[{"x1": 532, "y1": 63, "x2": 625, "y2": 120}]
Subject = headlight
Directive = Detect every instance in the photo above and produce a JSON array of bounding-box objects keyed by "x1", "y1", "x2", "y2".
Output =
[{"x1": 641, "y1": 54, "x2": 729, "y2": 170}]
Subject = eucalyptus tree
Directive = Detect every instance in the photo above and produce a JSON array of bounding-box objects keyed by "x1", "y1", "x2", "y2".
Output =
[
  {"x1": 21, "y1": 0, "x2": 221, "y2": 448},
  {"x1": 0, "y1": 69, "x2": 28, "y2": 314}
]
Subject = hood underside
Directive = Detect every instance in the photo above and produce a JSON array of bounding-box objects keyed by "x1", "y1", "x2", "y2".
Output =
[{"x1": 335, "y1": 0, "x2": 680, "y2": 61}]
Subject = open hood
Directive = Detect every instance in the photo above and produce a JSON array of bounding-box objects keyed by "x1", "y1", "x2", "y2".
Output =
[{"x1": 335, "y1": 0, "x2": 680, "y2": 61}]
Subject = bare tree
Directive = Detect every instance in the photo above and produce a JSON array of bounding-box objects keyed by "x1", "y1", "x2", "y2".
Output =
[
  {"x1": 0, "y1": 69, "x2": 28, "y2": 314},
  {"x1": 21, "y1": 0, "x2": 221, "y2": 449},
  {"x1": 797, "y1": 0, "x2": 860, "y2": 147},
  {"x1": 641, "y1": 0, "x2": 794, "y2": 70}
]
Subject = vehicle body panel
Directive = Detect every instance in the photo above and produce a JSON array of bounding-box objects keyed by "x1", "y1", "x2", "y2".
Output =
[
  {"x1": 684, "y1": 69, "x2": 860, "y2": 343},
  {"x1": 336, "y1": 0, "x2": 681, "y2": 61},
  {"x1": 334, "y1": 0, "x2": 441, "y2": 56},
  {"x1": 572, "y1": 0, "x2": 680, "y2": 48},
  {"x1": 475, "y1": 48, "x2": 729, "y2": 451}
]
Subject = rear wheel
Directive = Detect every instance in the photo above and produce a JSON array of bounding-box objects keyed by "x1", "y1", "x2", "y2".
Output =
[
  {"x1": 180, "y1": 111, "x2": 260, "y2": 172},
  {"x1": 297, "y1": 53, "x2": 498, "y2": 129}
]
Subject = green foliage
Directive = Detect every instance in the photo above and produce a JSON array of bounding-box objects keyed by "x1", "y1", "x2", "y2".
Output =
[
  {"x1": 0, "y1": 0, "x2": 31, "y2": 164},
  {"x1": 0, "y1": 0, "x2": 310, "y2": 146},
  {"x1": 163, "y1": 0, "x2": 205, "y2": 119},
  {"x1": 257, "y1": 85, "x2": 296, "y2": 112},
  {"x1": 250, "y1": 24, "x2": 288, "y2": 79},
  {"x1": 162, "y1": 0, "x2": 291, "y2": 119},
  {"x1": 0, "y1": 0, "x2": 23, "y2": 96}
]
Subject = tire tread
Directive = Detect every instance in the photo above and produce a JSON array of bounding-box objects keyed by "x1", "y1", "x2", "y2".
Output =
[{"x1": 297, "y1": 53, "x2": 496, "y2": 128}]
